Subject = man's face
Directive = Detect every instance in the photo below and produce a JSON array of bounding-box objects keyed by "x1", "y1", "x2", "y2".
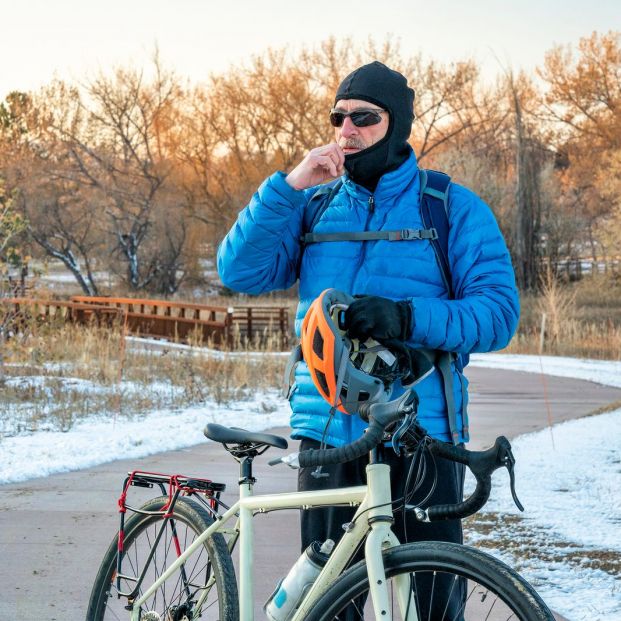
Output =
[{"x1": 333, "y1": 98, "x2": 389, "y2": 155}]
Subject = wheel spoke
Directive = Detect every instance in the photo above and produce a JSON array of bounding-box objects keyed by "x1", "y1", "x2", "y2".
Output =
[
  {"x1": 90, "y1": 498, "x2": 235, "y2": 621},
  {"x1": 307, "y1": 543, "x2": 552, "y2": 620},
  {"x1": 427, "y1": 571, "x2": 436, "y2": 621}
]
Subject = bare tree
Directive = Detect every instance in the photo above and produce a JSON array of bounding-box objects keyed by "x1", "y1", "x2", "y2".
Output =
[
  {"x1": 21, "y1": 177, "x2": 103, "y2": 296},
  {"x1": 45, "y1": 59, "x2": 192, "y2": 294},
  {"x1": 508, "y1": 72, "x2": 544, "y2": 290},
  {"x1": 0, "y1": 84, "x2": 107, "y2": 295}
]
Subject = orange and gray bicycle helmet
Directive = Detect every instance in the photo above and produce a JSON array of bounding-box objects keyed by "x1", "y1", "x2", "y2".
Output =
[{"x1": 301, "y1": 288, "x2": 407, "y2": 414}]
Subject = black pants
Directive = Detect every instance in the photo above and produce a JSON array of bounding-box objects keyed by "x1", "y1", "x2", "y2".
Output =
[{"x1": 298, "y1": 437, "x2": 466, "y2": 620}]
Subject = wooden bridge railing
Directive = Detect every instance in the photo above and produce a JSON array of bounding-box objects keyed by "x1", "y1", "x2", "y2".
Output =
[
  {"x1": 70, "y1": 296, "x2": 290, "y2": 348},
  {"x1": 69, "y1": 296, "x2": 233, "y2": 346},
  {"x1": 231, "y1": 306, "x2": 290, "y2": 343},
  {"x1": 2, "y1": 296, "x2": 291, "y2": 349},
  {"x1": 2, "y1": 298, "x2": 124, "y2": 329}
]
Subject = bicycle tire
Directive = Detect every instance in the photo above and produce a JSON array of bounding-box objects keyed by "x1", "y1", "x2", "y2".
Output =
[
  {"x1": 306, "y1": 541, "x2": 554, "y2": 621},
  {"x1": 86, "y1": 495, "x2": 238, "y2": 621}
]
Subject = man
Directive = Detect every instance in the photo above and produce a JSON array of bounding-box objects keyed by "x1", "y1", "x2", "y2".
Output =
[{"x1": 218, "y1": 61, "x2": 519, "y2": 616}]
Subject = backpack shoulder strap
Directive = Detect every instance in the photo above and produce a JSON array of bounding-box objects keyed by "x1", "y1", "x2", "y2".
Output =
[
  {"x1": 302, "y1": 179, "x2": 343, "y2": 241},
  {"x1": 419, "y1": 169, "x2": 453, "y2": 298},
  {"x1": 420, "y1": 169, "x2": 470, "y2": 374}
]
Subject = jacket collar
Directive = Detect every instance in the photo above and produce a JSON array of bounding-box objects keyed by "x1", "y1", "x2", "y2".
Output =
[{"x1": 342, "y1": 147, "x2": 419, "y2": 202}]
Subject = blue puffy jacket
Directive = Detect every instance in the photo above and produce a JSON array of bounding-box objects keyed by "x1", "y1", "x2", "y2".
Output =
[{"x1": 217, "y1": 149, "x2": 519, "y2": 446}]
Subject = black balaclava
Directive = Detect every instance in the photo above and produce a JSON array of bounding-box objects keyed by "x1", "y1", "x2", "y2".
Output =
[{"x1": 335, "y1": 61, "x2": 415, "y2": 192}]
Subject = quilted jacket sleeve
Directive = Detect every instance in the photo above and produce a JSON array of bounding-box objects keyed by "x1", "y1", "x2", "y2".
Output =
[
  {"x1": 217, "y1": 172, "x2": 311, "y2": 294},
  {"x1": 407, "y1": 183, "x2": 520, "y2": 354}
]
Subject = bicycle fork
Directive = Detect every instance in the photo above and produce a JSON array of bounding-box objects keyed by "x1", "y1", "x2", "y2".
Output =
[{"x1": 365, "y1": 463, "x2": 418, "y2": 621}]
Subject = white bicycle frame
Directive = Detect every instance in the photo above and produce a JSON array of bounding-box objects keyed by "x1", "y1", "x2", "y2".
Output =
[{"x1": 129, "y1": 460, "x2": 418, "y2": 621}]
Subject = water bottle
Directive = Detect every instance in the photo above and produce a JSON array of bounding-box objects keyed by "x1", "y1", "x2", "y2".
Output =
[{"x1": 264, "y1": 539, "x2": 335, "y2": 621}]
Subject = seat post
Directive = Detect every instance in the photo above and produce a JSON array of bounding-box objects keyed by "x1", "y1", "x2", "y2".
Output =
[
  {"x1": 238, "y1": 454, "x2": 256, "y2": 487},
  {"x1": 238, "y1": 454, "x2": 256, "y2": 618},
  {"x1": 369, "y1": 443, "x2": 386, "y2": 465}
]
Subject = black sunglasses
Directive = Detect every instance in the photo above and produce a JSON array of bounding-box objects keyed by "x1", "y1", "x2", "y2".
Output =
[{"x1": 329, "y1": 108, "x2": 386, "y2": 128}]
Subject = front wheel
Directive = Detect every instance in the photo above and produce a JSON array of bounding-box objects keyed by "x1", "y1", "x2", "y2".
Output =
[
  {"x1": 86, "y1": 495, "x2": 238, "y2": 621},
  {"x1": 306, "y1": 541, "x2": 553, "y2": 621}
]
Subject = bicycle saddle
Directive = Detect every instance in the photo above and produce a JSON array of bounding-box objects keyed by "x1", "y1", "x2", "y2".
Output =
[{"x1": 204, "y1": 423, "x2": 288, "y2": 450}]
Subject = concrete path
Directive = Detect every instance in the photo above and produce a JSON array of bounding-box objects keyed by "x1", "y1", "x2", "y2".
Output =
[{"x1": 1, "y1": 367, "x2": 620, "y2": 620}]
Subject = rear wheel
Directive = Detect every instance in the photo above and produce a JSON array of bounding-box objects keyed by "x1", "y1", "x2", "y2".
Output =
[
  {"x1": 87, "y1": 496, "x2": 238, "y2": 621},
  {"x1": 306, "y1": 541, "x2": 553, "y2": 621}
]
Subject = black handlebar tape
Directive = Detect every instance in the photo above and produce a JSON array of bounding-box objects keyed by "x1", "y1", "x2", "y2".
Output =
[
  {"x1": 298, "y1": 417, "x2": 385, "y2": 467},
  {"x1": 427, "y1": 477, "x2": 492, "y2": 521},
  {"x1": 297, "y1": 391, "x2": 415, "y2": 468},
  {"x1": 425, "y1": 437, "x2": 509, "y2": 521}
]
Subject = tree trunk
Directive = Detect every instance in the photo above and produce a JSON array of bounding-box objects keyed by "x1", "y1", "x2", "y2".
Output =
[{"x1": 512, "y1": 82, "x2": 540, "y2": 291}]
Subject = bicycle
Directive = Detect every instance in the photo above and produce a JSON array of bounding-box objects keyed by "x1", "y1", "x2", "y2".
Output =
[{"x1": 87, "y1": 389, "x2": 554, "y2": 620}]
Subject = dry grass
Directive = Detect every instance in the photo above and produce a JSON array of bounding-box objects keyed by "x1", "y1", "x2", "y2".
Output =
[
  {"x1": 504, "y1": 273, "x2": 621, "y2": 360},
  {"x1": 0, "y1": 313, "x2": 286, "y2": 436},
  {"x1": 2, "y1": 271, "x2": 620, "y2": 436}
]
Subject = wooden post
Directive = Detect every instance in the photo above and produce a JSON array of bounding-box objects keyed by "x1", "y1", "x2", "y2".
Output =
[
  {"x1": 247, "y1": 307, "x2": 253, "y2": 341},
  {"x1": 279, "y1": 307, "x2": 286, "y2": 349},
  {"x1": 226, "y1": 307, "x2": 234, "y2": 348},
  {"x1": 539, "y1": 312, "x2": 547, "y2": 355}
]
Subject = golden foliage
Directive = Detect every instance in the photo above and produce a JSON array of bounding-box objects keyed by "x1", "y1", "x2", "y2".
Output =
[{"x1": 0, "y1": 33, "x2": 620, "y2": 295}]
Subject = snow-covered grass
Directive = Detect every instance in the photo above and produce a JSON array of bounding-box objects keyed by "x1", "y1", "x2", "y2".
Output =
[
  {"x1": 464, "y1": 353, "x2": 621, "y2": 621},
  {"x1": 0, "y1": 389, "x2": 290, "y2": 483},
  {"x1": 0, "y1": 325, "x2": 285, "y2": 437},
  {"x1": 1, "y1": 350, "x2": 620, "y2": 618},
  {"x1": 463, "y1": 408, "x2": 621, "y2": 620}
]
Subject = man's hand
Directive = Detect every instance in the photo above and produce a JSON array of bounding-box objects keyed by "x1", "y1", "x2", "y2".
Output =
[
  {"x1": 285, "y1": 144, "x2": 346, "y2": 190},
  {"x1": 345, "y1": 296, "x2": 412, "y2": 342}
]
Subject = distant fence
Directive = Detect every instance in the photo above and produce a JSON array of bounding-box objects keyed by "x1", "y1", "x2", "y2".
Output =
[
  {"x1": 230, "y1": 305, "x2": 290, "y2": 344},
  {"x1": 2, "y1": 296, "x2": 291, "y2": 349},
  {"x1": 550, "y1": 258, "x2": 621, "y2": 280}
]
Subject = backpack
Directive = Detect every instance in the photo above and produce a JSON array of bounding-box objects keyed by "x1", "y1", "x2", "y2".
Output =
[
  {"x1": 297, "y1": 169, "x2": 470, "y2": 444},
  {"x1": 302, "y1": 169, "x2": 455, "y2": 304}
]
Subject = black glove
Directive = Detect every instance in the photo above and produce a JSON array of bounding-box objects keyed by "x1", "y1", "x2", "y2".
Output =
[
  {"x1": 380, "y1": 338, "x2": 434, "y2": 386},
  {"x1": 344, "y1": 295, "x2": 412, "y2": 342}
]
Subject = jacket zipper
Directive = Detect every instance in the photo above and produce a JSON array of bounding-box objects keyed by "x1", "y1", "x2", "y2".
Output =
[{"x1": 351, "y1": 194, "x2": 375, "y2": 291}]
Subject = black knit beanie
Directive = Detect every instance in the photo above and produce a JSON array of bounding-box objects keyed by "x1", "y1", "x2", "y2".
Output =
[{"x1": 335, "y1": 61, "x2": 415, "y2": 191}]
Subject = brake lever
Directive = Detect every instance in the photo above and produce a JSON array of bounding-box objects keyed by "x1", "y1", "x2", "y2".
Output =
[
  {"x1": 500, "y1": 445, "x2": 524, "y2": 512},
  {"x1": 390, "y1": 407, "x2": 418, "y2": 456}
]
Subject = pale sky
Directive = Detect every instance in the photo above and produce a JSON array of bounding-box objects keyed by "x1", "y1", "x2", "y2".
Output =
[{"x1": 2, "y1": 0, "x2": 619, "y2": 99}]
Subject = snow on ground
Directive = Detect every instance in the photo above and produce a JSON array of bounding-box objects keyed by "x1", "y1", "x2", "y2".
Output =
[
  {"x1": 463, "y1": 407, "x2": 621, "y2": 620},
  {"x1": 465, "y1": 354, "x2": 621, "y2": 621},
  {"x1": 1, "y1": 351, "x2": 620, "y2": 618},
  {"x1": 478, "y1": 408, "x2": 621, "y2": 552},
  {"x1": 0, "y1": 389, "x2": 290, "y2": 484}
]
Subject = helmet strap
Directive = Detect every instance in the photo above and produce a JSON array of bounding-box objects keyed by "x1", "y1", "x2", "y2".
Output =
[
  {"x1": 332, "y1": 350, "x2": 350, "y2": 412},
  {"x1": 311, "y1": 405, "x2": 337, "y2": 479},
  {"x1": 311, "y1": 348, "x2": 354, "y2": 480}
]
